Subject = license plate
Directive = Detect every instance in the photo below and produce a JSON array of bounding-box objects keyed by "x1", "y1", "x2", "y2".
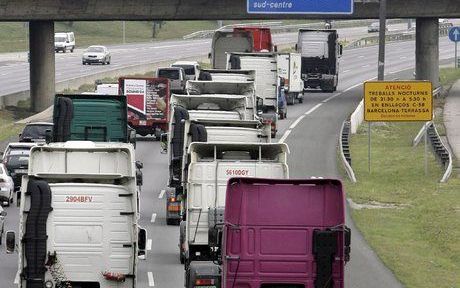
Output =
[
  {"x1": 15, "y1": 169, "x2": 27, "y2": 174},
  {"x1": 139, "y1": 120, "x2": 147, "y2": 126}
]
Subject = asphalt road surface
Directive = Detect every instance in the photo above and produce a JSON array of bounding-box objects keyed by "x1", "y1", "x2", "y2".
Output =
[
  {"x1": 0, "y1": 24, "x2": 457, "y2": 287},
  {"x1": 0, "y1": 23, "x2": 411, "y2": 98}
]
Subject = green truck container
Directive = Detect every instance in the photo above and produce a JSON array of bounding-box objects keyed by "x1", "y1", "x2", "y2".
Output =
[{"x1": 53, "y1": 94, "x2": 134, "y2": 143}]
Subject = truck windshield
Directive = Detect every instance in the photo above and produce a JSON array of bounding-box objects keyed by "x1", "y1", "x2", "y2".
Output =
[
  {"x1": 22, "y1": 125, "x2": 53, "y2": 139},
  {"x1": 172, "y1": 65, "x2": 195, "y2": 75},
  {"x1": 159, "y1": 69, "x2": 180, "y2": 79},
  {"x1": 87, "y1": 47, "x2": 104, "y2": 53},
  {"x1": 6, "y1": 154, "x2": 29, "y2": 167},
  {"x1": 55, "y1": 37, "x2": 66, "y2": 42}
]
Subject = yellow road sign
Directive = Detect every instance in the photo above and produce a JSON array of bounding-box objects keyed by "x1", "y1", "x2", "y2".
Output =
[{"x1": 364, "y1": 81, "x2": 433, "y2": 122}]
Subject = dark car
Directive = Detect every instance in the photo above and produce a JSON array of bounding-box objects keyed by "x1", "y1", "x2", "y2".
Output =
[
  {"x1": 19, "y1": 122, "x2": 53, "y2": 143},
  {"x1": 2, "y1": 143, "x2": 36, "y2": 193}
]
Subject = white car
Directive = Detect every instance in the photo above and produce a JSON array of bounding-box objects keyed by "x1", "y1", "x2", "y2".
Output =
[
  {"x1": 0, "y1": 164, "x2": 14, "y2": 207},
  {"x1": 82, "y1": 45, "x2": 111, "y2": 65},
  {"x1": 0, "y1": 206, "x2": 6, "y2": 244}
]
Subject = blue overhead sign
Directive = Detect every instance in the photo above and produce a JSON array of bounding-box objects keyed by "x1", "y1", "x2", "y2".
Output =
[
  {"x1": 449, "y1": 27, "x2": 460, "y2": 42},
  {"x1": 247, "y1": 0, "x2": 353, "y2": 15}
]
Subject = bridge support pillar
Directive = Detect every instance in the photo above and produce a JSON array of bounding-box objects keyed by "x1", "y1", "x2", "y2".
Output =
[
  {"x1": 416, "y1": 18, "x2": 439, "y2": 88},
  {"x1": 29, "y1": 21, "x2": 55, "y2": 112}
]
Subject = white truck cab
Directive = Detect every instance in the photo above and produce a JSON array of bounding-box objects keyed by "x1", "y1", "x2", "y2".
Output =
[{"x1": 12, "y1": 141, "x2": 145, "y2": 288}]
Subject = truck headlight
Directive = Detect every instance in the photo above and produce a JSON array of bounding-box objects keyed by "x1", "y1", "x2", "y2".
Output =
[{"x1": 45, "y1": 280, "x2": 53, "y2": 288}]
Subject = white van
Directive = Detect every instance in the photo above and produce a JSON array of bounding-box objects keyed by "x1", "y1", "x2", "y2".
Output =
[{"x1": 54, "y1": 32, "x2": 75, "y2": 53}]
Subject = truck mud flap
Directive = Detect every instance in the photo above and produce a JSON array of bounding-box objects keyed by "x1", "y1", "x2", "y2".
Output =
[
  {"x1": 53, "y1": 96, "x2": 73, "y2": 142},
  {"x1": 313, "y1": 229, "x2": 338, "y2": 288},
  {"x1": 23, "y1": 179, "x2": 53, "y2": 288},
  {"x1": 190, "y1": 124, "x2": 207, "y2": 142}
]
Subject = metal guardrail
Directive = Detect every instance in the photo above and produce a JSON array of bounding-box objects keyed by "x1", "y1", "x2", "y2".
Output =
[
  {"x1": 427, "y1": 123, "x2": 453, "y2": 183},
  {"x1": 183, "y1": 19, "x2": 406, "y2": 40},
  {"x1": 346, "y1": 23, "x2": 453, "y2": 49},
  {"x1": 339, "y1": 121, "x2": 357, "y2": 183}
]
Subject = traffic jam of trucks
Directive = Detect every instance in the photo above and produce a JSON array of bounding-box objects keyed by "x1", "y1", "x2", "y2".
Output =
[{"x1": 2, "y1": 26, "x2": 350, "y2": 288}]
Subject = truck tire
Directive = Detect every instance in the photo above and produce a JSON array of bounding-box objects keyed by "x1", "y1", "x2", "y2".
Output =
[{"x1": 198, "y1": 71, "x2": 212, "y2": 81}]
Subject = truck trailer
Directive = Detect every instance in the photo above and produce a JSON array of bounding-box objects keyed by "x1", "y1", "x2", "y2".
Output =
[{"x1": 118, "y1": 77, "x2": 170, "y2": 138}]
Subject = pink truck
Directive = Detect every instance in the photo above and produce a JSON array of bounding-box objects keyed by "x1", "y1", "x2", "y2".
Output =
[{"x1": 186, "y1": 178, "x2": 351, "y2": 288}]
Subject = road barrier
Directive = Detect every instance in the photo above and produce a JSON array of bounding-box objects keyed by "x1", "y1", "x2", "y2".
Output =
[
  {"x1": 413, "y1": 121, "x2": 453, "y2": 183},
  {"x1": 339, "y1": 121, "x2": 357, "y2": 183},
  {"x1": 346, "y1": 23, "x2": 452, "y2": 50}
]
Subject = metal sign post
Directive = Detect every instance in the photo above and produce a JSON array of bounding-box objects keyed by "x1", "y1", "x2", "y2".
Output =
[
  {"x1": 448, "y1": 27, "x2": 460, "y2": 68},
  {"x1": 424, "y1": 122, "x2": 428, "y2": 176}
]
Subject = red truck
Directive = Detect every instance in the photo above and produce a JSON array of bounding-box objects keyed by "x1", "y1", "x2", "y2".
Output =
[
  {"x1": 118, "y1": 77, "x2": 170, "y2": 138},
  {"x1": 186, "y1": 178, "x2": 351, "y2": 288},
  {"x1": 233, "y1": 27, "x2": 274, "y2": 52}
]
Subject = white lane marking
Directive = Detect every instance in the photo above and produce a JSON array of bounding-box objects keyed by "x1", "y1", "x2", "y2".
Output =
[
  {"x1": 14, "y1": 271, "x2": 19, "y2": 284},
  {"x1": 322, "y1": 93, "x2": 341, "y2": 103},
  {"x1": 361, "y1": 64, "x2": 370, "y2": 68},
  {"x1": 400, "y1": 56, "x2": 407, "y2": 60},
  {"x1": 279, "y1": 78, "x2": 378, "y2": 144},
  {"x1": 289, "y1": 115, "x2": 305, "y2": 129},
  {"x1": 343, "y1": 69, "x2": 351, "y2": 73},
  {"x1": 304, "y1": 103, "x2": 322, "y2": 115},
  {"x1": 358, "y1": 55, "x2": 365, "y2": 58},
  {"x1": 151, "y1": 213, "x2": 157, "y2": 223},
  {"x1": 158, "y1": 189, "x2": 165, "y2": 199},
  {"x1": 148, "y1": 272, "x2": 155, "y2": 287},
  {"x1": 20, "y1": 79, "x2": 28, "y2": 83},
  {"x1": 0, "y1": 73, "x2": 7, "y2": 76},
  {"x1": 146, "y1": 239, "x2": 152, "y2": 251},
  {"x1": 278, "y1": 129, "x2": 292, "y2": 143}
]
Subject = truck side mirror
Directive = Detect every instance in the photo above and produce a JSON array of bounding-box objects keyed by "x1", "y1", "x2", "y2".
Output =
[
  {"x1": 295, "y1": 44, "x2": 298, "y2": 51},
  {"x1": 339, "y1": 44, "x2": 343, "y2": 56},
  {"x1": 135, "y1": 161, "x2": 143, "y2": 170},
  {"x1": 208, "y1": 52, "x2": 211, "y2": 59},
  {"x1": 45, "y1": 129, "x2": 52, "y2": 144},
  {"x1": 6, "y1": 231, "x2": 15, "y2": 254},
  {"x1": 138, "y1": 228, "x2": 147, "y2": 259}
]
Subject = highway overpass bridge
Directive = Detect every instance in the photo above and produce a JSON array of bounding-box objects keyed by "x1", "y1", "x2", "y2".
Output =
[
  {"x1": 0, "y1": 0, "x2": 459, "y2": 20},
  {"x1": 0, "y1": 0, "x2": 458, "y2": 111}
]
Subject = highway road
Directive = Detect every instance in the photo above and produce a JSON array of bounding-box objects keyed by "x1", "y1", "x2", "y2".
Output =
[
  {"x1": 0, "y1": 23, "x2": 457, "y2": 287},
  {"x1": 0, "y1": 23, "x2": 411, "y2": 98}
]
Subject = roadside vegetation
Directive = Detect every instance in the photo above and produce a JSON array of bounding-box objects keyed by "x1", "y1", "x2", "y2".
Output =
[
  {"x1": 343, "y1": 68, "x2": 460, "y2": 287},
  {"x1": 0, "y1": 20, "x2": 319, "y2": 53},
  {"x1": 0, "y1": 110, "x2": 26, "y2": 143}
]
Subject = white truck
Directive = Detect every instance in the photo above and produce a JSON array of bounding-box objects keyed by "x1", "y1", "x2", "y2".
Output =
[
  {"x1": 297, "y1": 29, "x2": 342, "y2": 92},
  {"x1": 54, "y1": 32, "x2": 75, "y2": 53},
  {"x1": 9, "y1": 141, "x2": 146, "y2": 288},
  {"x1": 276, "y1": 52, "x2": 304, "y2": 105},
  {"x1": 226, "y1": 52, "x2": 280, "y2": 137},
  {"x1": 166, "y1": 81, "x2": 267, "y2": 225},
  {"x1": 183, "y1": 142, "x2": 289, "y2": 267}
]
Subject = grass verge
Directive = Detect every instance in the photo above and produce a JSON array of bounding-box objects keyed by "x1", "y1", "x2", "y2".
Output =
[
  {"x1": 344, "y1": 122, "x2": 459, "y2": 287},
  {"x1": 0, "y1": 110, "x2": 26, "y2": 143}
]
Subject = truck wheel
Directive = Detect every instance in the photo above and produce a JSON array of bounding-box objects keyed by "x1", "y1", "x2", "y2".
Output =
[
  {"x1": 71, "y1": 47, "x2": 74, "y2": 53},
  {"x1": 299, "y1": 96, "x2": 304, "y2": 104}
]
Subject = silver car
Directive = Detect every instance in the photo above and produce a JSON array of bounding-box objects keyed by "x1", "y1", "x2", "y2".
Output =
[
  {"x1": 82, "y1": 45, "x2": 111, "y2": 65},
  {"x1": 0, "y1": 164, "x2": 14, "y2": 207}
]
